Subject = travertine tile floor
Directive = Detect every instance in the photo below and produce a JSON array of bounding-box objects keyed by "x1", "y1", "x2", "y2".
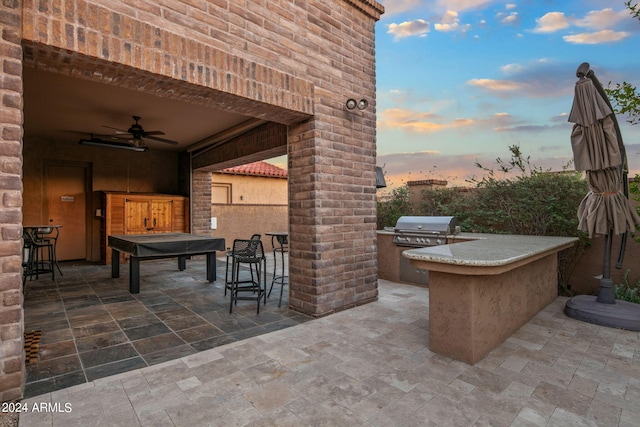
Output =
[{"x1": 19, "y1": 278, "x2": 640, "y2": 426}]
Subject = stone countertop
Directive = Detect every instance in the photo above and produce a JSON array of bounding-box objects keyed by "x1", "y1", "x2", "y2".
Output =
[{"x1": 402, "y1": 233, "x2": 578, "y2": 274}]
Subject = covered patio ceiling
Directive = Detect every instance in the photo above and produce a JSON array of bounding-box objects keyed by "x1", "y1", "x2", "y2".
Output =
[{"x1": 22, "y1": 67, "x2": 264, "y2": 153}]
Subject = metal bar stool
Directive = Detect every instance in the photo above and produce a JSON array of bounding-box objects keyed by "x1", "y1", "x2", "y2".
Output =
[
  {"x1": 228, "y1": 238, "x2": 267, "y2": 314},
  {"x1": 225, "y1": 234, "x2": 261, "y2": 296},
  {"x1": 22, "y1": 229, "x2": 55, "y2": 284},
  {"x1": 34, "y1": 226, "x2": 63, "y2": 276},
  {"x1": 266, "y1": 232, "x2": 288, "y2": 307}
]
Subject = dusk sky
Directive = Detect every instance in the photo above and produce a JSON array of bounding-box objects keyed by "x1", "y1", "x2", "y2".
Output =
[{"x1": 374, "y1": 0, "x2": 640, "y2": 190}]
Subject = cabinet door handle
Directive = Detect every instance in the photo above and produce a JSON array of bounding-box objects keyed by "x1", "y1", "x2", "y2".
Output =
[
  {"x1": 153, "y1": 218, "x2": 157, "y2": 227},
  {"x1": 144, "y1": 218, "x2": 148, "y2": 227}
]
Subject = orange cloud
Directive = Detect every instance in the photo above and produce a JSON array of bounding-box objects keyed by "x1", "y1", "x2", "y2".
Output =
[{"x1": 378, "y1": 108, "x2": 476, "y2": 133}]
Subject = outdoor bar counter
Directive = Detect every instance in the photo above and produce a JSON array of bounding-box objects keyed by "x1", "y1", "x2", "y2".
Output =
[{"x1": 403, "y1": 233, "x2": 578, "y2": 365}]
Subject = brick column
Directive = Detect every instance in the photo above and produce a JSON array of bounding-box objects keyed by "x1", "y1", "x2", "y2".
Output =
[
  {"x1": 191, "y1": 169, "x2": 212, "y2": 236},
  {"x1": 288, "y1": 112, "x2": 379, "y2": 317},
  {"x1": 0, "y1": 0, "x2": 25, "y2": 401}
]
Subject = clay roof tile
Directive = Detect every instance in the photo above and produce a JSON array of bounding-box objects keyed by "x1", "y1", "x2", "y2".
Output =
[{"x1": 219, "y1": 161, "x2": 287, "y2": 178}]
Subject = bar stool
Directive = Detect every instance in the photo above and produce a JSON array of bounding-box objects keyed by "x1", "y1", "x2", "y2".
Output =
[
  {"x1": 228, "y1": 238, "x2": 267, "y2": 314},
  {"x1": 34, "y1": 226, "x2": 63, "y2": 276},
  {"x1": 22, "y1": 229, "x2": 55, "y2": 284},
  {"x1": 267, "y1": 232, "x2": 288, "y2": 307},
  {"x1": 225, "y1": 234, "x2": 261, "y2": 296}
]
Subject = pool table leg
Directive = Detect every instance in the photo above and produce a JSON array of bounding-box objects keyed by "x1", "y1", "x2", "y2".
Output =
[
  {"x1": 111, "y1": 249, "x2": 120, "y2": 278},
  {"x1": 129, "y1": 257, "x2": 140, "y2": 294},
  {"x1": 206, "y1": 252, "x2": 217, "y2": 283}
]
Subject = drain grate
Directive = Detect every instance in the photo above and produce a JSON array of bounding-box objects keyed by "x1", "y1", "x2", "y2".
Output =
[{"x1": 24, "y1": 330, "x2": 42, "y2": 365}]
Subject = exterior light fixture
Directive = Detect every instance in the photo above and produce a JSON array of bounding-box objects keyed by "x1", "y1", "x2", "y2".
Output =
[{"x1": 345, "y1": 99, "x2": 368, "y2": 111}]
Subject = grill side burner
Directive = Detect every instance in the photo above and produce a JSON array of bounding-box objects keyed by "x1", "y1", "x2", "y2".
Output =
[{"x1": 393, "y1": 216, "x2": 458, "y2": 248}]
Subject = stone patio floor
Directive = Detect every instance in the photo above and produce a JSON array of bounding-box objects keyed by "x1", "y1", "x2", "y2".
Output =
[{"x1": 18, "y1": 276, "x2": 640, "y2": 426}]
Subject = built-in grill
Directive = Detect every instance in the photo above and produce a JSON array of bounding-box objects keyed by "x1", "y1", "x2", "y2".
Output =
[
  {"x1": 393, "y1": 216, "x2": 458, "y2": 247},
  {"x1": 392, "y1": 216, "x2": 459, "y2": 285}
]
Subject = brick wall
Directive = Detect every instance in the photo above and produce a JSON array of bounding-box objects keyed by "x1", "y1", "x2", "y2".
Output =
[
  {"x1": 0, "y1": 0, "x2": 25, "y2": 402},
  {"x1": 1, "y1": 0, "x2": 384, "y2": 398}
]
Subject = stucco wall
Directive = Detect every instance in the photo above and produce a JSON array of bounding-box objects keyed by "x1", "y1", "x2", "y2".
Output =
[
  {"x1": 211, "y1": 173, "x2": 287, "y2": 205},
  {"x1": 568, "y1": 233, "x2": 640, "y2": 295},
  {"x1": 210, "y1": 204, "x2": 288, "y2": 252}
]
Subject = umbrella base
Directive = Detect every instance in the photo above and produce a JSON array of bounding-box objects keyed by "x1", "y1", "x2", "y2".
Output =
[{"x1": 565, "y1": 295, "x2": 640, "y2": 331}]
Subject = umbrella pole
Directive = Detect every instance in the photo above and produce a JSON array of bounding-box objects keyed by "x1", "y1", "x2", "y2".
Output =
[
  {"x1": 596, "y1": 229, "x2": 616, "y2": 304},
  {"x1": 616, "y1": 173, "x2": 630, "y2": 269}
]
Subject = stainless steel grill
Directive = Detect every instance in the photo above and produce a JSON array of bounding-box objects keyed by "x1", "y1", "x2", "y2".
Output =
[{"x1": 393, "y1": 216, "x2": 458, "y2": 247}]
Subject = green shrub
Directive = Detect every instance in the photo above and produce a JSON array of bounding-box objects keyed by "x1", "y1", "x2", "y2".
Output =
[
  {"x1": 614, "y1": 270, "x2": 640, "y2": 304},
  {"x1": 377, "y1": 185, "x2": 413, "y2": 229}
]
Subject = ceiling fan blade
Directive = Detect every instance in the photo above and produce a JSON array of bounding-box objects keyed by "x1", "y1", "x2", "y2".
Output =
[
  {"x1": 145, "y1": 135, "x2": 179, "y2": 145},
  {"x1": 142, "y1": 130, "x2": 165, "y2": 136},
  {"x1": 101, "y1": 134, "x2": 135, "y2": 141},
  {"x1": 102, "y1": 125, "x2": 130, "y2": 134}
]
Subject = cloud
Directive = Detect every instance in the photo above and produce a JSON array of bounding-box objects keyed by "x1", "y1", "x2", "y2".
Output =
[
  {"x1": 434, "y1": 11, "x2": 460, "y2": 32},
  {"x1": 499, "y1": 12, "x2": 519, "y2": 26},
  {"x1": 378, "y1": 108, "x2": 476, "y2": 133},
  {"x1": 467, "y1": 58, "x2": 577, "y2": 99},
  {"x1": 379, "y1": 109, "x2": 536, "y2": 137},
  {"x1": 467, "y1": 78, "x2": 523, "y2": 91},
  {"x1": 388, "y1": 19, "x2": 430, "y2": 39},
  {"x1": 494, "y1": 123, "x2": 570, "y2": 133},
  {"x1": 532, "y1": 12, "x2": 570, "y2": 33},
  {"x1": 530, "y1": 8, "x2": 635, "y2": 44},
  {"x1": 575, "y1": 8, "x2": 627, "y2": 29},
  {"x1": 500, "y1": 63, "x2": 525, "y2": 74},
  {"x1": 563, "y1": 29, "x2": 630, "y2": 44},
  {"x1": 551, "y1": 112, "x2": 569, "y2": 123}
]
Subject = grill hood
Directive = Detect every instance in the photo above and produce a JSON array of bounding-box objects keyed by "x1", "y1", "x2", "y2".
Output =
[
  {"x1": 393, "y1": 216, "x2": 458, "y2": 247},
  {"x1": 394, "y1": 216, "x2": 458, "y2": 234}
]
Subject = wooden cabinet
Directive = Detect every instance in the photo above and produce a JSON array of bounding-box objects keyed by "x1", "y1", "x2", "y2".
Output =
[
  {"x1": 101, "y1": 192, "x2": 189, "y2": 264},
  {"x1": 125, "y1": 198, "x2": 175, "y2": 234}
]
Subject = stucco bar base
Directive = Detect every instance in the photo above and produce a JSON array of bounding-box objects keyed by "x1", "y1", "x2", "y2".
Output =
[{"x1": 427, "y1": 254, "x2": 558, "y2": 365}]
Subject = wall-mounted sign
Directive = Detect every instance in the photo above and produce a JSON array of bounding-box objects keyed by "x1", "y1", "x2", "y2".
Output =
[{"x1": 60, "y1": 195, "x2": 75, "y2": 202}]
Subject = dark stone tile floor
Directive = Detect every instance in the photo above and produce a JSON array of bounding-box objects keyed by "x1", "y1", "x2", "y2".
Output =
[{"x1": 22, "y1": 257, "x2": 309, "y2": 398}]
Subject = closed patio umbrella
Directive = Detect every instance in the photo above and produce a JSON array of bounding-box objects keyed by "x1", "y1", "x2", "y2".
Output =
[
  {"x1": 565, "y1": 63, "x2": 640, "y2": 330},
  {"x1": 568, "y1": 71, "x2": 638, "y2": 238}
]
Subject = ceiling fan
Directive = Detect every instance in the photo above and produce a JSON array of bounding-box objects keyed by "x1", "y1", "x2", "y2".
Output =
[{"x1": 101, "y1": 116, "x2": 179, "y2": 145}]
